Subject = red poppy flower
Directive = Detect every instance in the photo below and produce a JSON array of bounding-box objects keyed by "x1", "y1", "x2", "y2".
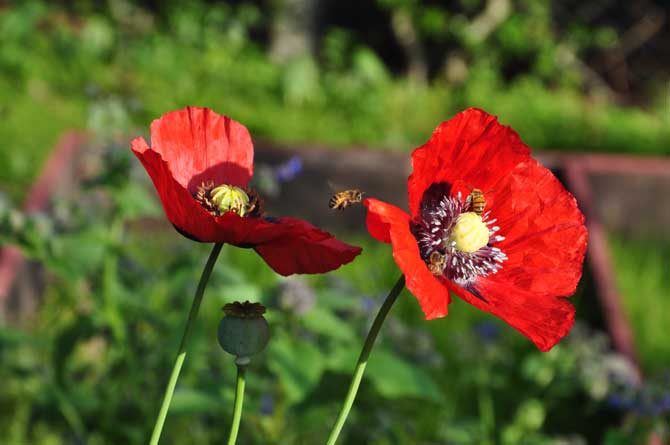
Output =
[
  {"x1": 131, "y1": 106, "x2": 361, "y2": 276},
  {"x1": 364, "y1": 108, "x2": 587, "y2": 351}
]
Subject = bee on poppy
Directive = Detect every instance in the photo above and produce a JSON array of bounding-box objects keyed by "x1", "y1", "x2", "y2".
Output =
[
  {"x1": 363, "y1": 108, "x2": 587, "y2": 351},
  {"x1": 427, "y1": 251, "x2": 447, "y2": 276},
  {"x1": 466, "y1": 188, "x2": 486, "y2": 215}
]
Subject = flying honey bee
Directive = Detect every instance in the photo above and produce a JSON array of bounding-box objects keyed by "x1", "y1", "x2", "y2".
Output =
[
  {"x1": 329, "y1": 189, "x2": 364, "y2": 210},
  {"x1": 427, "y1": 251, "x2": 447, "y2": 275}
]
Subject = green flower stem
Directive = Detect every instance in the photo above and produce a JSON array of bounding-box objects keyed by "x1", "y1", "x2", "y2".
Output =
[
  {"x1": 325, "y1": 275, "x2": 406, "y2": 445},
  {"x1": 227, "y1": 365, "x2": 247, "y2": 445},
  {"x1": 149, "y1": 242, "x2": 224, "y2": 445}
]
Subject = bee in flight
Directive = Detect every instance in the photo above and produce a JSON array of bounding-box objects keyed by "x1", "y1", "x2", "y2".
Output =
[
  {"x1": 427, "y1": 251, "x2": 447, "y2": 275},
  {"x1": 329, "y1": 189, "x2": 364, "y2": 210},
  {"x1": 466, "y1": 188, "x2": 487, "y2": 215}
]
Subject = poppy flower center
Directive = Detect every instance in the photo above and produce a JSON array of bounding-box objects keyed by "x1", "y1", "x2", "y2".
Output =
[
  {"x1": 195, "y1": 181, "x2": 264, "y2": 218},
  {"x1": 449, "y1": 212, "x2": 490, "y2": 253},
  {"x1": 211, "y1": 185, "x2": 250, "y2": 216},
  {"x1": 410, "y1": 183, "x2": 507, "y2": 286}
]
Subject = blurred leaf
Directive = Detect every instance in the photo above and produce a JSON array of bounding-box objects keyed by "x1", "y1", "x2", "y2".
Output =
[
  {"x1": 52, "y1": 315, "x2": 96, "y2": 385},
  {"x1": 367, "y1": 349, "x2": 444, "y2": 402},
  {"x1": 47, "y1": 228, "x2": 108, "y2": 279},
  {"x1": 282, "y1": 56, "x2": 321, "y2": 106},
  {"x1": 302, "y1": 307, "x2": 356, "y2": 343},
  {"x1": 170, "y1": 389, "x2": 220, "y2": 414},
  {"x1": 418, "y1": 7, "x2": 449, "y2": 39},
  {"x1": 516, "y1": 399, "x2": 545, "y2": 430},
  {"x1": 352, "y1": 48, "x2": 389, "y2": 85},
  {"x1": 114, "y1": 182, "x2": 161, "y2": 219},
  {"x1": 267, "y1": 334, "x2": 324, "y2": 403}
]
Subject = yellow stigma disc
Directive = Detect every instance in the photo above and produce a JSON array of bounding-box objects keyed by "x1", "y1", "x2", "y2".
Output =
[
  {"x1": 449, "y1": 212, "x2": 489, "y2": 253},
  {"x1": 211, "y1": 185, "x2": 250, "y2": 217}
]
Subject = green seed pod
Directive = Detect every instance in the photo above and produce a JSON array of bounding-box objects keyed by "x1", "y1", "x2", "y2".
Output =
[
  {"x1": 210, "y1": 185, "x2": 250, "y2": 217},
  {"x1": 218, "y1": 301, "x2": 270, "y2": 362}
]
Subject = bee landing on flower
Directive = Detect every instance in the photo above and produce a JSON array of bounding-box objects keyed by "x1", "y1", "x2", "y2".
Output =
[{"x1": 363, "y1": 108, "x2": 587, "y2": 352}]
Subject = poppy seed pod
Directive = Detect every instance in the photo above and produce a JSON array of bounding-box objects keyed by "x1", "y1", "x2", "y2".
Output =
[{"x1": 218, "y1": 301, "x2": 270, "y2": 363}]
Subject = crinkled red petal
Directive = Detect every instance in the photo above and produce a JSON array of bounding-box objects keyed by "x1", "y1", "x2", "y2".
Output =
[
  {"x1": 364, "y1": 198, "x2": 450, "y2": 319},
  {"x1": 408, "y1": 108, "x2": 530, "y2": 217},
  {"x1": 132, "y1": 137, "x2": 288, "y2": 244},
  {"x1": 254, "y1": 217, "x2": 362, "y2": 276},
  {"x1": 448, "y1": 280, "x2": 575, "y2": 352},
  {"x1": 448, "y1": 157, "x2": 586, "y2": 351},
  {"x1": 488, "y1": 158, "x2": 588, "y2": 298},
  {"x1": 149, "y1": 106, "x2": 254, "y2": 192}
]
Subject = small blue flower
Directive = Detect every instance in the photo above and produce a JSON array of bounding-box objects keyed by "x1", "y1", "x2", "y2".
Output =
[
  {"x1": 274, "y1": 156, "x2": 303, "y2": 183},
  {"x1": 474, "y1": 320, "x2": 501, "y2": 343},
  {"x1": 260, "y1": 394, "x2": 274, "y2": 416},
  {"x1": 278, "y1": 277, "x2": 315, "y2": 315},
  {"x1": 659, "y1": 394, "x2": 670, "y2": 413},
  {"x1": 606, "y1": 394, "x2": 634, "y2": 410},
  {"x1": 360, "y1": 297, "x2": 377, "y2": 314}
]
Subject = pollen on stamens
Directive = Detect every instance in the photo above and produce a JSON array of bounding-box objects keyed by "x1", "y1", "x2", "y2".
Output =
[{"x1": 410, "y1": 184, "x2": 508, "y2": 286}]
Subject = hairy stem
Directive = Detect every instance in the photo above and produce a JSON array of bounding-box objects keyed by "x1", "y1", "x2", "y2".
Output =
[
  {"x1": 227, "y1": 365, "x2": 247, "y2": 445},
  {"x1": 149, "y1": 242, "x2": 224, "y2": 445},
  {"x1": 325, "y1": 275, "x2": 406, "y2": 445}
]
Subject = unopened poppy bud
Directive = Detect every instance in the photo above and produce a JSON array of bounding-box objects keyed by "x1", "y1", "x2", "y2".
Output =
[
  {"x1": 211, "y1": 185, "x2": 250, "y2": 217},
  {"x1": 218, "y1": 301, "x2": 270, "y2": 364}
]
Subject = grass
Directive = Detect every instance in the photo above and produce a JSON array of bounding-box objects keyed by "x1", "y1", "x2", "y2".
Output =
[{"x1": 609, "y1": 235, "x2": 670, "y2": 374}]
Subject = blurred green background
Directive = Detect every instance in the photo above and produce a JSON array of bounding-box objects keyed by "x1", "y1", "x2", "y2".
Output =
[{"x1": 0, "y1": 1, "x2": 669, "y2": 444}]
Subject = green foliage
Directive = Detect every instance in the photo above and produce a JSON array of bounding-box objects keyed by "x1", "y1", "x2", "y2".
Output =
[
  {"x1": 1, "y1": 1, "x2": 669, "y2": 203},
  {"x1": 2, "y1": 145, "x2": 665, "y2": 444},
  {"x1": 609, "y1": 235, "x2": 670, "y2": 375}
]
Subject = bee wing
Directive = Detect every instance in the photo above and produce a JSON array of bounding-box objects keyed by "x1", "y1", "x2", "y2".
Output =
[
  {"x1": 327, "y1": 180, "x2": 348, "y2": 192},
  {"x1": 328, "y1": 181, "x2": 364, "y2": 194}
]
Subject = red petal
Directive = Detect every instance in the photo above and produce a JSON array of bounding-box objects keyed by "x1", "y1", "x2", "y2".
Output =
[
  {"x1": 408, "y1": 108, "x2": 530, "y2": 217},
  {"x1": 364, "y1": 199, "x2": 450, "y2": 319},
  {"x1": 149, "y1": 107, "x2": 254, "y2": 192},
  {"x1": 448, "y1": 279, "x2": 575, "y2": 351},
  {"x1": 450, "y1": 158, "x2": 586, "y2": 351},
  {"x1": 132, "y1": 137, "x2": 285, "y2": 244},
  {"x1": 488, "y1": 158, "x2": 588, "y2": 298},
  {"x1": 254, "y1": 218, "x2": 362, "y2": 276},
  {"x1": 363, "y1": 198, "x2": 393, "y2": 244},
  {"x1": 131, "y1": 136, "x2": 223, "y2": 241}
]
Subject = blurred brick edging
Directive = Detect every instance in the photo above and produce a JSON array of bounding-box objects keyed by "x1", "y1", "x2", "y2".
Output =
[
  {"x1": 0, "y1": 132, "x2": 86, "y2": 316},
  {"x1": 563, "y1": 153, "x2": 670, "y2": 380}
]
